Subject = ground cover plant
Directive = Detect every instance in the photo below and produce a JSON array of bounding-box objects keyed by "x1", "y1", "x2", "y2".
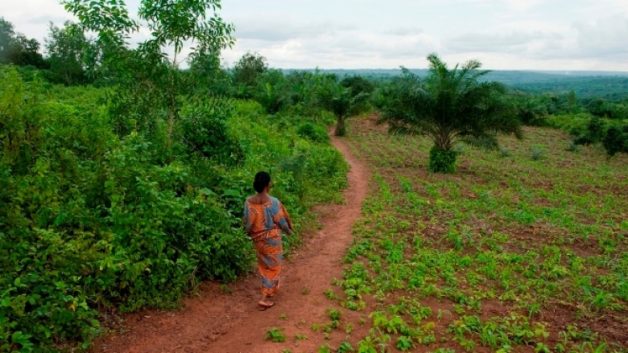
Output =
[{"x1": 298, "y1": 116, "x2": 627, "y2": 353}]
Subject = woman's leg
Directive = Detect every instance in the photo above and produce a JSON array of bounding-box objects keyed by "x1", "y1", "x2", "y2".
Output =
[{"x1": 255, "y1": 234, "x2": 283, "y2": 306}]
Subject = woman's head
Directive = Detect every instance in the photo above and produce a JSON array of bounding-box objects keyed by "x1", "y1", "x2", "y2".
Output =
[{"x1": 253, "y1": 171, "x2": 271, "y2": 193}]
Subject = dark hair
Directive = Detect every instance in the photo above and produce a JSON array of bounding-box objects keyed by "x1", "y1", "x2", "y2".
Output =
[{"x1": 253, "y1": 171, "x2": 271, "y2": 193}]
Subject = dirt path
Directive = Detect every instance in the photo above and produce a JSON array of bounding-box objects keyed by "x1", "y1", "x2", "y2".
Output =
[{"x1": 92, "y1": 134, "x2": 369, "y2": 353}]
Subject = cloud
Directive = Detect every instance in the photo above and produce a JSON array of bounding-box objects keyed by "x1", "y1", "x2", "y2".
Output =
[
  {"x1": 234, "y1": 19, "x2": 355, "y2": 42},
  {"x1": 224, "y1": 24, "x2": 441, "y2": 68},
  {"x1": 447, "y1": 31, "x2": 562, "y2": 53},
  {"x1": 573, "y1": 15, "x2": 628, "y2": 58},
  {"x1": 0, "y1": 0, "x2": 72, "y2": 42},
  {"x1": 2, "y1": 0, "x2": 628, "y2": 70}
]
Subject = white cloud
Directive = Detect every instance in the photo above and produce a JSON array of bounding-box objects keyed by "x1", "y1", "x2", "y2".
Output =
[{"x1": 1, "y1": 0, "x2": 627, "y2": 70}]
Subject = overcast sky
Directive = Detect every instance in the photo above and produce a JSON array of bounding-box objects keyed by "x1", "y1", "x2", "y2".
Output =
[{"x1": 2, "y1": 0, "x2": 628, "y2": 71}]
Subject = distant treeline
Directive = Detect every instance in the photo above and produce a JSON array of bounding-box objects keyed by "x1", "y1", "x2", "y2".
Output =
[{"x1": 286, "y1": 69, "x2": 628, "y2": 101}]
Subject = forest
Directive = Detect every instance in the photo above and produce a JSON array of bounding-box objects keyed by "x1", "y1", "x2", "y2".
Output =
[{"x1": 0, "y1": 0, "x2": 626, "y2": 352}]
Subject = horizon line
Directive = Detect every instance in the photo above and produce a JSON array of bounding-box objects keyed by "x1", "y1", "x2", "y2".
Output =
[{"x1": 276, "y1": 68, "x2": 628, "y2": 74}]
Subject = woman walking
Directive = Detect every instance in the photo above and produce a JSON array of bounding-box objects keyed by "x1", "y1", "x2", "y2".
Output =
[{"x1": 243, "y1": 171, "x2": 293, "y2": 309}]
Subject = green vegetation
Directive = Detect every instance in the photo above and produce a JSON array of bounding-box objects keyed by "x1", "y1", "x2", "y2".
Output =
[
  {"x1": 0, "y1": 66, "x2": 347, "y2": 352},
  {"x1": 379, "y1": 54, "x2": 521, "y2": 173},
  {"x1": 266, "y1": 327, "x2": 287, "y2": 343},
  {"x1": 603, "y1": 126, "x2": 628, "y2": 157},
  {"x1": 319, "y1": 76, "x2": 373, "y2": 136},
  {"x1": 1, "y1": 1, "x2": 627, "y2": 352},
  {"x1": 314, "y1": 118, "x2": 627, "y2": 352},
  {"x1": 0, "y1": 1, "x2": 349, "y2": 351},
  {"x1": 0, "y1": 18, "x2": 46, "y2": 68}
]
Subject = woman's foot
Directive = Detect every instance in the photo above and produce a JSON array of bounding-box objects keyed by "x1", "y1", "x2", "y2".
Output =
[{"x1": 258, "y1": 297, "x2": 275, "y2": 309}]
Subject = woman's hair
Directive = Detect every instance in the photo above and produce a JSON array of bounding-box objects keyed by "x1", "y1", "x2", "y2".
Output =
[{"x1": 253, "y1": 171, "x2": 271, "y2": 193}]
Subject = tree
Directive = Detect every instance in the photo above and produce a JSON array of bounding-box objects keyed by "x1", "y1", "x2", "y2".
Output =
[
  {"x1": 573, "y1": 116, "x2": 605, "y2": 145},
  {"x1": 254, "y1": 69, "x2": 287, "y2": 114},
  {"x1": 0, "y1": 17, "x2": 46, "y2": 68},
  {"x1": 10, "y1": 35, "x2": 47, "y2": 68},
  {"x1": 509, "y1": 92, "x2": 549, "y2": 126},
  {"x1": 188, "y1": 49, "x2": 231, "y2": 96},
  {"x1": 232, "y1": 52, "x2": 267, "y2": 98},
  {"x1": 46, "y1": 21, "x2": 94, "y2": 85},
  {"x1": 602, "y1": 125, "x2": 628, "y2": 157},
  {"x1": 341, "y1": 75, "x2": 375, "y2": 97},
  {"x1": 0, "y1": 18, "x2": 15, "y2": 64},
  {"x1": 63, "y1": 0, "x2": 235, "y2": 149},
  {"x1": 319, "y1": 76, "x2": 371, "y2": 136},
  {"x1": 380, "y1": 54, "x2": 521, "y2": 173}
]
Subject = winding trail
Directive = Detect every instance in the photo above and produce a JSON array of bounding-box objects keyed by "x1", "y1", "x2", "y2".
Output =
[{"x1": 92, "y1": 134, "x2": 369, "y2": 353}]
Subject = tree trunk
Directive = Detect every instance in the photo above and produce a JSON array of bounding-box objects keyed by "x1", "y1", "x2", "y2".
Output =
[
  {"x1": 335, "y1": 115, "x2": 346, "y2": 136},
  {"x1": 166, "y1": 69, "x2": 178, "y2": 151}
]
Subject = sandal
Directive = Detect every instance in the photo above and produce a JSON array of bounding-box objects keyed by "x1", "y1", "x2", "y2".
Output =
[{"x1": 258, "y1": 300, "x2": 275, "y2": 310}]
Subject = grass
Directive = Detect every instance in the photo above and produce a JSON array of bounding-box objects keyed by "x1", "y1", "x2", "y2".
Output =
[
  {"x1": 265, "y1": 327, "x2": 286, "y2": 343},
  {"x1": 315, "y1": 116, "x2": 627, "y2": 352}
]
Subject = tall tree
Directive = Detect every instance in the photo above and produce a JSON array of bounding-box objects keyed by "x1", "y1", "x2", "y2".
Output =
[
  {"x1": 46, "y1": 21, "x2": 94, "y2": 85},
  {"x1": 380, "y1": 54, "x2": 521, "y2": 173},
  {"x1": 62, "y1": 0, "x2": 235, "y2": 148},
  {"x1": 319, "y1": 76, "x2": 371, "y2": 136},
  {"x1": 232, "y1": 52, "x2": 268, "y2": 98},
  {"x1": 0, "y1": 17, "x2": 46, "y2": 68},
  {"x1": 0, "y1": 18, "x2": 15, "y2": 64}
]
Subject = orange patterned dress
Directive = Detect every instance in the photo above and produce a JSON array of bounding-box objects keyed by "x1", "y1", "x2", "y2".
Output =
[{"x1": 243, "y1": 196, "x2": 292, "y2": 297}]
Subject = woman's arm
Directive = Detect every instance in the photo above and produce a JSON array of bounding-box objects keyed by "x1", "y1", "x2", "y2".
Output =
[{"x1": 275, "y1": 201, "x2": 293, "y2": 235}]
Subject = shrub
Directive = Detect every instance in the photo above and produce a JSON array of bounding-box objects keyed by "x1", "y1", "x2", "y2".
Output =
[
  {"x1": 603, "y1": 125, "x2": 628, "y2": 157},
  {"x1": 573, "y1": 116, "x2": 606, "y2": 145},
  {"x1": 531, "y1": 146, "x2": 545, "y2": 160},
  {"x1": 0, "y1": 70, "x2": 348, "y2": 351},
  {"x1": 566, "y1": 141, "x2": 580, "y2": 152},
  {"x1": 179, "y1": 98, "x2": 243, "y2": 164},
  {"x1": 429, "y1": 146, "x2": 457, "y2": 173},
  {"x1": 297, "y1": 122, "x2": 329, "y2": 143}
]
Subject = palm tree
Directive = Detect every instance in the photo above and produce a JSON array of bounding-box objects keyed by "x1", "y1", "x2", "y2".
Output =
[
  {"x1": 380, "y1": 54, "x2": 521, "y2": 173},
  {"x1": 319, "y1": 77, "x2": 371, "y2": 136}
]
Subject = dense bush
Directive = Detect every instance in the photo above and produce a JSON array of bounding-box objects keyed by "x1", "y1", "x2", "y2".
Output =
[
  {"x1": 297, "y1": 122, "x2": 330, "y2": 143},
  {"x1": 428, "y1": 146, "x2": 458, "y2": 173},
  {"x1": 603, "y1": 125, "x2": 628, "y2": 157},
  {"x1": 0, "y1": 67, "x2": 347, "y2": 352},
  {"x1": 179, "y1": 97, "x2": 243, "y2": 163},
  {"x1": 573, "y1": 116, "x2": 606, "y2": 145}
]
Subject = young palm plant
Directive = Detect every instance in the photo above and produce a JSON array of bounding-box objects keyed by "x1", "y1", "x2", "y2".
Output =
[
  {"x1": 319, "y1": 78, "x2": 371, "y2": 136},
  {"x1": 380, "y1": 54, "x2": 521, "y2": 173}
]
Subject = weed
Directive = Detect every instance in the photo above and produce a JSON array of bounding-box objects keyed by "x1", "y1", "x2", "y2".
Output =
[
  {"x1": 396, "y1": 336, "x2": 413, "y2": 351},
  {"x1": 337, "y1": 341, "x2": 355, "y2": 353},
  {"x1": 265, "y1": 327, "x2": 286, "y2": 343},
  {"x1": 324, "y1": 120, "x2": 626, "y2": 353},
  {"x1": 531, "y1": 145, "x2": 545, "y2": 160},
  {"x1": 318, "y1": 344, "x2": 332, "y2": 353},
  {"x1": 324, "y1": 289, "x2": 338, "y2": 300}
]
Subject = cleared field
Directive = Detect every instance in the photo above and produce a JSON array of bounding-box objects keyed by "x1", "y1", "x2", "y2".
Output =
[{"x1": 305, "y1": 116, "x2": 627, "y2": 353}]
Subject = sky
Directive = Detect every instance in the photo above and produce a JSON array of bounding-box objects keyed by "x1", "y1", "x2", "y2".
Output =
[{"x1": 1, "y1": 0, "x2": 628, "y2": 71}]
